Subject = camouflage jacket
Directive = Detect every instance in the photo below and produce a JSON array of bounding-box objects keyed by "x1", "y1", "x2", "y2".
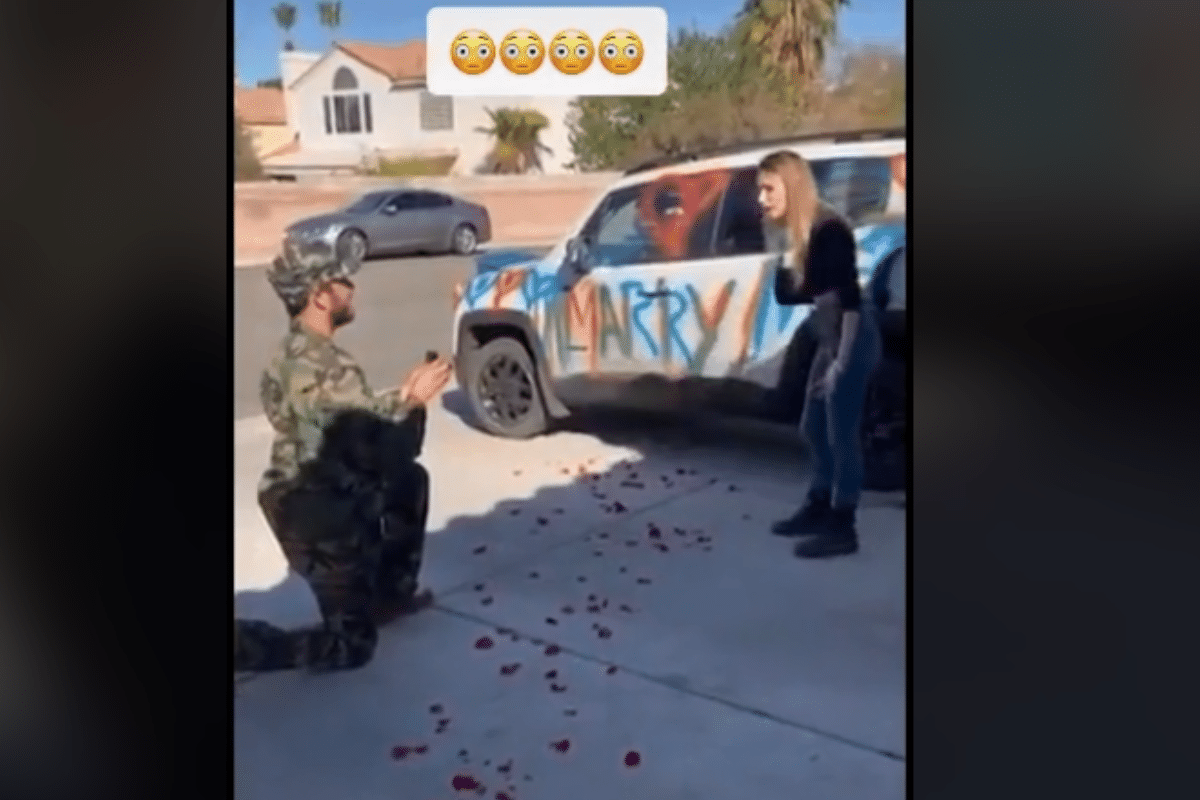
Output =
[{"x1": 258, "y1": 319, "x2": 414, "y2": 495}]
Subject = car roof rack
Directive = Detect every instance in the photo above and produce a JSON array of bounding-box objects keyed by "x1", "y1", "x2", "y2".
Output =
[{"x1": 622, "y1": 126, "x2": 906, "y2": 175}]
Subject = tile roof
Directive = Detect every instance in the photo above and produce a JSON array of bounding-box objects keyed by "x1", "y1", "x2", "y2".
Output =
[
  {"x1": 336, "y1": 40, "x2": 426, "y2": 82},
  {"x1": 234, "y1": 86, "x2": 287, "y2": 125}
]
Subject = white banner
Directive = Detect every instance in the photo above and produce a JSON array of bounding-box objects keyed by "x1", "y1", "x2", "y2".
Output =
[{"x1": 426, "y1": 6, "x2": 668, "y2": 96}]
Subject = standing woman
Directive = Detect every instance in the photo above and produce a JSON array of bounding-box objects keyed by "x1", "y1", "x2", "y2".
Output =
[{"x1": 758, "y1": 150, "x2": 882, "y2": 558}]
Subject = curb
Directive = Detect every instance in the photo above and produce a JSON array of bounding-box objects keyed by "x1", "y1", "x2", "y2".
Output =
[{"x1": 233, "y1": 240, "x2": 558, "y2": 269}]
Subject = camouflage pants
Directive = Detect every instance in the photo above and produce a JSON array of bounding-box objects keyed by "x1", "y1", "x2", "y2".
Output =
[{"x1": 234, "y1": 461, "x2": 430, "y2": 673}]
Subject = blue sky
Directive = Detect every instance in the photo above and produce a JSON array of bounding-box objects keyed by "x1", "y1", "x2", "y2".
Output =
[{"x1": 235, "y1": 0, "x2": 905, "y2": 84}]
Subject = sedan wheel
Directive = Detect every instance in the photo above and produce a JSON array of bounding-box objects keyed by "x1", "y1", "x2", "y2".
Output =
[
  {"x1": 338, "y1": 230, "x2": 368, "y2": 262},
  {"x1": 452, "y1": 224, "x2": 477, "y2": 255}
]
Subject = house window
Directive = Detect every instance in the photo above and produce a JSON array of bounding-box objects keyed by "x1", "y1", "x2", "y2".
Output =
[
  {"x1": 419, "y1": 91, "x2": 454, "y2": 131},
  {"x1": 323, "y1": 66, "x2": 373, "y2": 135}
]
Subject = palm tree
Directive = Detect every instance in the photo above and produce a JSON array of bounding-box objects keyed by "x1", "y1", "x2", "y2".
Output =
[
  {"x1": 738, "y1": 0, "x2": 849, "y2": 87},
  {"x1": 476, "y1": 108, "x2": 552, "y2": 174},
  {"x1": 317, "y1": 2, "x2": 343, "y2": 49},
  {"x1": 271, "y1": 3, "x2": 298, "y2": 52}
]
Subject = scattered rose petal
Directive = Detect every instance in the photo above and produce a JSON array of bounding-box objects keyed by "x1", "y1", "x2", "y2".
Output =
[
  {"x1": 619, "y1": 604, "x2": 633, "y2": 613},
  {"x1": 430, "y1": 704, "x2": 444, "y2": 714},
  {"x1": 555, "y1": 507, "x2": 565, "y2": 514},
  {"x1": 550, "y1": 683, "x2": 567, "y2": 693},
  {"x1": 703, "y1": 546, "x2": 713, "y2": 552},
  {"x1": 497, "y1": 759, "x2": 513, "y2": 774},
  {"x1": 597, "y1": 532, "x2": 609, "y2": 539},
  {"x1": 593, "y1": 550, "x2": 604, "y2": 557},
  {"x1": 391, "y1": 745, "x2": 411, "y2": 760},
  {"x1": 647, "y1": 525, "x2": 662, "y2": 538},
  {"x1": 474, "y1": 584, "x2": 485, "y2": 591},
  {"x1": 625, "y1": 540, "x2": 638, "y2": 547},
  {"x1": 452, "y1": 774, "x2": 483, "y2": 791},
  {"x1": 601, "y1": 599, "x2": 609, "y2": 609},
  {"x1": 624, "y1": 750, "x2": 641, "y2": 767},
  {"x1": 728, "y1": 484, "x2": 740, "y2": 492},
  {"x1": 414, "y1": 744, "x2": 429, "y2": 754},
  {"x1": 742, "y1": 514, "x2": 751, "y2": 521},
  {"x1": 481, "y1": 596, "x2": 494, "y2": 606},
  {"x1": 500, "y1": 663, "x2": 521, "y2": 676},
  {"x1": 484, "y1": 760, "x2": 490, "y2": 766},
  {"x1": 544, "y1": 644, "x2": 560, "y2": 656},
  {"x1": 637, "y1": 578, "x2": 652, "y2": 585},
  {"x1": 674, "y1": 527, "x2": 687, "y2": 536},
  {"x1": 458, "y1": 749, "x2": 469, "y2": 757},
  {"x1": 537, "y1": 517, "x2": 548, "y2": 525},
  {"x1": 473, "y1": 545, "x2": 487, "y2": 555},
  {"x1": 586, "y1": 604, "x2": 601, "y2": 613},
  {"x1": 549, "y1": 739, "x2": 570, "y2": 753},
  {"x1": 612, "y1": 501, "x2": 627, "y2": 512},
  {"x1": 475, "y1": 637, "x2": 495, "y2": 650},
  {"x1": 676, "y1": 468, "x2": 687, "y2": 475},
  {"x1": 619, "y1": 566, "x2": 628, "y2": 573},
  {"x1": 529, "y1": 571, "x2": 539, "y2": 579},
  {"x1": 509, "y1": 509, "x2": 520, "y2": 515},
  {"x1": 606, "y1": 665, "x2": 618, "y2": 674},
  {"x1": 561, "y1": 605, "x2": 574, "y2": 614},
  {"x1": 564, "y1": 709, "x2": 578, "y2": 716},
  {"x1": 597, "y1": 627, "x2": 612, "y2": 639},
  {"x1": 620, "y1": 481, "x2": 644, "y2": 489},
  {"x1": 544, "y1": 669, "x2": 558, "y2": 679},
  {"x1": 653, "y1": 543, "x2": 669, "y2": 552},
  {"x1": 497, "y1": 792, "x2": 515, "y2": 800},
  {"x1": 531, "y1": 637, "x2": 544, "y2": 646},
  {"x1": 577, "y1": 576, "x2": 587, "y2": 582},
  {"x1": 545, "y1": 617, "x2": 558, "y2": 625}
]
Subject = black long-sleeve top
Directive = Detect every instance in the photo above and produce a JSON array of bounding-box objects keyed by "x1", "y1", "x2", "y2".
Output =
[{"x1": 772, "y1": 215, "x2": 862, "y2": 310}]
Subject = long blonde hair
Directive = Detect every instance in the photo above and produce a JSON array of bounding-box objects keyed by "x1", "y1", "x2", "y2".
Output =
[{"x1": 759, "y1": 149, "x2": 821, "y2": 276}]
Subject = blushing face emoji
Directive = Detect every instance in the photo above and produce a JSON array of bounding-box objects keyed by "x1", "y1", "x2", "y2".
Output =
[
  {"x1": 499, "y1": 30, "x2": 545, "y2": 75},
  {"x1": 598, "y1": 29, "x2": 643, "y2": 74},
  {"x1": 449, "y1": 30, "x2": 495, "y2": 75},
  {"x1": 549, "y1": 29, "x2": 594, "y2": 75}
]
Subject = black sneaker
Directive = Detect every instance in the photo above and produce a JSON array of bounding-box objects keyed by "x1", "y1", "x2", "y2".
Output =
[
  {"x1": 770, "y1": 492, "x2": 832, "y2": 537},
  {"x1": 793, "y1": 507, "x2": 859, "y2": 558}
]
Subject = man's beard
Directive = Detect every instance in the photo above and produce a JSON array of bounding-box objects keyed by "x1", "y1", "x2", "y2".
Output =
[{"x1": 331, "y1": 307, "x2": 354, "y2": 328}]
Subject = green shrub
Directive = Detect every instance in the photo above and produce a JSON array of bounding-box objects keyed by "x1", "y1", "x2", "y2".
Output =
[{"x1": 235, "y1": 116, "x2": 264, "y2": 181}]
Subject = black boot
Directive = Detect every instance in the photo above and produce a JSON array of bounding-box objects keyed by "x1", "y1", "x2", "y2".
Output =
[
  {"x1": 793, "y1": 506, "x2": 859, "y2": 558},
  {"x1": 770, "y1": 490, "x2": 832, "y2": 537}
]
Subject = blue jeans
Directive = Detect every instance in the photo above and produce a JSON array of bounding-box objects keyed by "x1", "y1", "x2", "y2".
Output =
[{"x1": 800, "y1": 312, "x2": 882, "y2": 508}]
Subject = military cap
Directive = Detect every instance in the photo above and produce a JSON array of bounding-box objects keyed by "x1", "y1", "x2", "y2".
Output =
[{"x1": 266, "y1": 230, "x2": 362, "y2": 310}]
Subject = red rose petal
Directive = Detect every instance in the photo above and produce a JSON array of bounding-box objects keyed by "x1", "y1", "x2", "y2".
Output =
[
  {"x1": 414, "y1": 744, "x2": 429, "y2": 754},
  {"x1": 473, "y1": 545, "x2": 487, "y2": 555},
  {"x1": 545, "y1": 617, "x2": 558, "y2": 625},
  {"x1": 597, "y1": 627, "x2": 612, "y2": 639},
  {"x1": 391, "y1": 745, "x2": 411, "y2": 760},
  {"x1": 430, "y1": 704, "x2": 444, "y2": 713},
  {"x1": 636, "y1": 578, "x2": 651, "y2": 585},
  {"x1": 624, "y1": 750, "x2": 641, "y2": 767},
  {"x1": 481, "y1": 596, "x2": 494, "y2": 606},
  {"x1": 550, "y1": 683, "x2": 567, "y2": 693},
  {"x1": 452, "y1": 774, "x2": 483, "y2": 791},
  {"x1": 537, "y1": 517, "x2": 548, "y2": 525},
  {"x1": 544, "y1": 644, "x2": 560, "y2": 655},
  {"x1": 544, "y1": 669, "x2": 557, "y2": 679},
  {"x1": 500, "y1": 663, "x2": 521, "y2": 675},
  {"x1": 577, "y1": 576, "x2": 587, "y2": 582},
  {"x1": 561, "y1": 605, "x2": 574, "y2": 614},
  {"x1": 475, "y1": 584, "x2": 485, "y2": 591},
  {"x1": 619, "y1": 604, "x2": 633, "y2": 613},
  {"x1": 549, "y1": 738, "x2": 570, "y2": 753},
  {"x1": 475, "y1": 636, "x2": 495, "y2": 650},
  {"x1": 528, "y1": 571, "x2": 540, "y2": 579}
]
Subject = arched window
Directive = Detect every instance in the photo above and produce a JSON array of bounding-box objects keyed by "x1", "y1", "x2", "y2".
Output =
[
  {"x1": 331, "y1": 67, "x2": 358, "y2": 91},
  {"x1": 322, "y1": 65, "x2": 373, "y2": 135}
]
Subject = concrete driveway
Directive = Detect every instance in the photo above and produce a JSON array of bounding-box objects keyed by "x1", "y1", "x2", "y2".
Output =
[{"x1": 235, "y1": 396, "x2": 907, "y2": 799}]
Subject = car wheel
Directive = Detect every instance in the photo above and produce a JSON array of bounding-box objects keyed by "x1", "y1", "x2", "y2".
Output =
[
  {"x1": 337, "y1": 229, "x2": 368, "y2": 262},
  {"x1": 464, "y1": 337, "x2": 548, "y2": 438},
  {"x1": 451, "y1": 223, "x2": 477, "y2": 255},
  {"x1": 861, "y1": 357, "x2": 906, "y2": 492}
]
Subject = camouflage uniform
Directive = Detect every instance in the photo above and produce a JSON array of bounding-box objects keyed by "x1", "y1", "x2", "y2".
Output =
[{"x1": 235, "y1": 237, "x2": 430, "y2": 673}]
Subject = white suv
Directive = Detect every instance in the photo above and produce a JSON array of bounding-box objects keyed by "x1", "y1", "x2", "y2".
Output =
[{"x1": 451, "y1": 128, "x2": 907, "y2": 446}]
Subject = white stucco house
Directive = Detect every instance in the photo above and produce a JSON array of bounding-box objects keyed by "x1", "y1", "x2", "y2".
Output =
[{"x1": 263, "y1": 40, "x2": 579, "y2": 177}]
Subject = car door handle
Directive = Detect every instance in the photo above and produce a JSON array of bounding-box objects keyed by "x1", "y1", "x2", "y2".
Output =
[{"x1": 638, "y1": 289, "x2": 670, "y2": 298}]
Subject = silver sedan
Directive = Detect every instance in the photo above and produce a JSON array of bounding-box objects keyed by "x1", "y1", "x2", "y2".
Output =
[{"x1": 285, "y1": 188, "x2": 492, "y2": 260}]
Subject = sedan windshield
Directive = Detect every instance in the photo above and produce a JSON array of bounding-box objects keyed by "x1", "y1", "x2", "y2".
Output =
[{"x1": 342, "y1": 192, "x2": 389, "y2": 214}]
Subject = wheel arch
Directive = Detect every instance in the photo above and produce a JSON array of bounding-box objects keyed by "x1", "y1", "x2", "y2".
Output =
[{"x1": 455, "y1": 310, "x2": 569, "y2": 418}]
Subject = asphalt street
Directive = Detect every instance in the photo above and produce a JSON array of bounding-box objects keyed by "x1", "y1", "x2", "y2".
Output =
[{"x1": 235, "y1": 250, "x2": 551, "y2": 419}]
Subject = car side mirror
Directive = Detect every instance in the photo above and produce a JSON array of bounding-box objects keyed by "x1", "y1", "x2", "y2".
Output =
[
  {"x1": 382, "y1": 205, "x2": 399, "y2": 215},
  {"x1": 565, "y1": 235, "x2": 593, "y2": 274}
]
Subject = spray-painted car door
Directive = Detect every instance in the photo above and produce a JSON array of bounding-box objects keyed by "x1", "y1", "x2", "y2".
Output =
[{"x1": 534, "y1": 169, "x2": 748, "y2": 378}]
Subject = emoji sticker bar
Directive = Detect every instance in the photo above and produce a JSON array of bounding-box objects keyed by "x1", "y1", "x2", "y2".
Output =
[{"x1": 450, "y1": 28, "x2": 644, "y2": 76}]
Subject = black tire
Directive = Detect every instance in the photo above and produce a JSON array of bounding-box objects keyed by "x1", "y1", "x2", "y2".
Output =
[
  {"x1": 861, "y1": 357, "x2": 906, "y2": 492},
  {"x1": 337, "y1": 229, "x2": 368, "y2": 262},
  {"x1": 450, "y1": 223, "x2": 478, "y2": 255},
  {"x1": 464, "y1": 337, "x2": 548, "y2": 438}
]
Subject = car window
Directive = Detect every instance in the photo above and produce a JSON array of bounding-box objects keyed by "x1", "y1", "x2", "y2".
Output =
[
  {"x1": 580, "y1": 172, "x2": 722, "y2": 267},
  {"x1": 343, "y1": 192, "x2": 388, "y2": 213},
  {"x1": 714, "y1": 168, "x2": 765, "y2": 256},
  {"x1": 810, "y1": 156, "x2": 892, "y2": 224},
  {"x1": 384, "y1": 192, "x2": 417, "y2": 211},
  {"x1": 413, "y1": 191, "x2": 450, "y2": 208}
]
